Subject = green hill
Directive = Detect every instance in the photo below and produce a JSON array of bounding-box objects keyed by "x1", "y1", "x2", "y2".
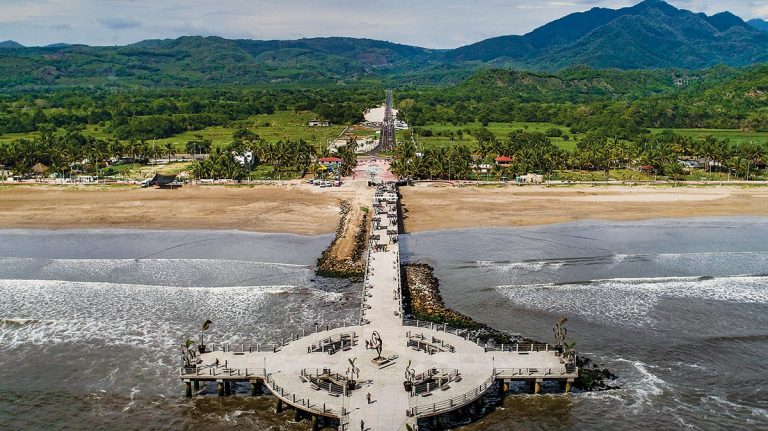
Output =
[{"x1": 1, "y1": 1, "x2": 767, "y2": 90}]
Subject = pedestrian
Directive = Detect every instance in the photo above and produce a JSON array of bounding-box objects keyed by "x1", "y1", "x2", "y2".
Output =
[
  {"x1": 366, "y1": 392, "x2": 371, "y2": 404},
  {"x1": 361, "y1": 419, "x2": 365, "y2": 431},
  {"x1": 214, "y1": 358, "x2": 219, "y2": 367}
]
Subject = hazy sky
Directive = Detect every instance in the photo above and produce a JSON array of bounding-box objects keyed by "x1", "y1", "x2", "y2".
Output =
[{"x1": 1, "y1": 0, "x2": 767, "y2": 48}]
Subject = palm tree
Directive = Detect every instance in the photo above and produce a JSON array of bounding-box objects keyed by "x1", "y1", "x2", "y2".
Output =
[{"x1": 164, "y1": 142, "x2": 175, "y2": 163}]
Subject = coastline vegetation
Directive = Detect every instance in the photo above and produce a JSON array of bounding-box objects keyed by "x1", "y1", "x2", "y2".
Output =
[{"x1": 0, "y1": 63, "x2": 766, "y2": 182}]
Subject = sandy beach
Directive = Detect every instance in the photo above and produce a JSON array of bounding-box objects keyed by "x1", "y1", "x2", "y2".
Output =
[
  {"x1": 0, "y1": 183, "x2": 370, "y2": 235},
  {"x1": 1, "y1": 183, "x2": 766, "y2": 235},
  {"x1": 400, "y1": 184, "x2": 768, "y2": 232}
]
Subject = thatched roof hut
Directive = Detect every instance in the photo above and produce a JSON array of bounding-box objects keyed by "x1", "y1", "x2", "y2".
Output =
[{"x1": 31, "y1": 163, "x2": 49, "y2": 175}]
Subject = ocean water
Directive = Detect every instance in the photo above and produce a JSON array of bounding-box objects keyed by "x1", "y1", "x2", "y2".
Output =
[
  {"x1": 0, "y1": 230, "x2": 359, "y2": 430},
  {"x1": 1, "y1": 219, "x2": 767, "y2": 430},
  {"x1": 401, "y1": 217, "x2": 768, "y2": 430}
]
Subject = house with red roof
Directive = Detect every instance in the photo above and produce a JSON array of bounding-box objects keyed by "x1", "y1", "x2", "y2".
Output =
[
  {"x1": 318, "y1": 157, "x2": 344, "y2": 168},
  {"x1": 494, "y1": 156, "x2": 513, "y2": 167}
]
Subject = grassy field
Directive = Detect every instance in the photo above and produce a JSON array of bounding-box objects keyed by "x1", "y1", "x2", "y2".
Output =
[
  {"x1": 399, "y1": 121, "x2": 583, "y2": 151},
  {"x1": 0, "y1": 111, "x2": 347, "y2": 150},
  {"x1": 401, "y1": 123, "x2": 768, "y2": 153},
  {"x1": 648, "y1": 128, "x2": 768, "y2": 146}
]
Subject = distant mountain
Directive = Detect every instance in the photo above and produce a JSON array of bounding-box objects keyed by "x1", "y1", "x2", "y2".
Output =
[
  {"x1": 748, "y1": 18, "x2": 768, "y2": 32},
  {"x1": 0, "y1": 0, "x2": 767, "y2": 89},
  {"x1": 445, "y1": 0, "x2": 768, "y2": 70},
  {"x1": 0, "y1": 40, "x2": 24, "y2": 49}
]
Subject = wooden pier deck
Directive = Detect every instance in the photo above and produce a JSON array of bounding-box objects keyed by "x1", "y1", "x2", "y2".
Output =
[{"x1": 179, "y1": 182, "x2": 578, "y2": 430}]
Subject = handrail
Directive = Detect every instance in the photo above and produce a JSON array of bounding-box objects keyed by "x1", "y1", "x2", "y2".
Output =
[
  {"x1": 203, "y1": 322, "x2": 354, "y2": 354},
  {"x1": 401, "y1": 319, "x2": 551, "y2": 352},
  {"x1": 264, "y1": 373, "x2": 344, "y2": 418},
  {"x1": 407, "y1": 373, "x2": 496, "y2": 418},
  {"x1": 179, "y1": 366, "x2": 266, "y2": 378},
  {"x1": 493, "y1": 367, "x2": 577, "y2": 377}
]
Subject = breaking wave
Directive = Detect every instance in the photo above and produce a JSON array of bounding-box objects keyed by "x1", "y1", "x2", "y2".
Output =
[{"x1": 496, "y1": 274, "x2": 768, "y2": 327}]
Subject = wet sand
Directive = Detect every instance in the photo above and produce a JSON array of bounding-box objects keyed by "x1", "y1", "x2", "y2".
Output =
[
  {"x1": 400, "y1": 184, "x2": 768, "y2": 232},
  {"x1": 0, "y1": 183, "x2": 367, "y2": 235}
]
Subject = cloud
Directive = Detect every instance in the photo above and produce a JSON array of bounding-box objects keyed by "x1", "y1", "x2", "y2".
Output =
[
  {"x1": 99, "y1": 17, "x2": 142, "y2": 30},
  {"x1": 0, "y1": 0, "x2": 762, "y2": 48}
]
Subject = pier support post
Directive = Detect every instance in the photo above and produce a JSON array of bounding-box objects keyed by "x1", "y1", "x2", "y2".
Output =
[
  {"x1": 497, "y1": 379, "x2": 509, "y2": 404},
  {"x1": 217, "y1": 381, "x2": 225, "y2": 397},
  {"x1": 472, "y1": 399, "x2": 484, "y2": 418},
  {"x1": 293, "y1": 408, "x2": 303, "y2": 422},
  {"x1": 275, "y1": 399, "x2": 283, "y2": 414},
  {"x1": 311, "y1": 415, "x2": 319, "y2": 431},
  {"x1": 564, "y1": 379, "x2": 573, "y2": 393},
  {"x1": 534, "y1": 379, "x2": 542, "y2": 395},
  {"x1": 250, "y1": 381, "x2": 258, "y2": 397},
  {"x1": 431, "y1": 416, "x2": 444, "y2": 431},
  {"x1": 193, "y1": 380, "x2": 200, "y2": 391},
  {"x1": 184, "y1": 381, "x2": 192, "y2": 398}
]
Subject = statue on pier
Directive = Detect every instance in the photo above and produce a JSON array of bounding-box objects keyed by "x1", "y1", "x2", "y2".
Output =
[
  {"x1": 553, "y1": 317, "x2": 576, "y2": 361},
  {"x1": 370, "y1": 331, "x2": 383, "y2": 360},
  {"x1": 180, "y1": 338, "x2": 202, "y2": 372}
]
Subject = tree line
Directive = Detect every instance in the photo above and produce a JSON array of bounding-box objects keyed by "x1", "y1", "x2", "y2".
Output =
[{"x1": 391, "y1": 128, "x2": 766, "y2": 181}]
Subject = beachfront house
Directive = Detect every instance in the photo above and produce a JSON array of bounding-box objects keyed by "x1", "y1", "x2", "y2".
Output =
[
  {"x1": 472, "y1": 163, "x2": 492, "y2": 174},
  {"x1": 318, "y1": 157, "x2": 343, "y2": 169},
  {"x1": 494, "y1": 156, "x2": 513, "y2": 167}
]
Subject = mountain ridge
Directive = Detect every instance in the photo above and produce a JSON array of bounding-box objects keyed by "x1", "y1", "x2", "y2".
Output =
[{"x1": 0, "y1": 1, "x2": 767, "y2": 89}]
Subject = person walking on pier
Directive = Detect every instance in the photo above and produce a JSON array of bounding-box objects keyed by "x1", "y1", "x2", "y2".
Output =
[
  {"x1": 361, "y1": 419, "x2": 365, "y2": 431},
  {"x1": 366, "y1": 392, "x2": 371, "y2": 404}
]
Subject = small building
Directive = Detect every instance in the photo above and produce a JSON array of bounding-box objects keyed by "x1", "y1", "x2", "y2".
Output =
[
  {"x1": 31, "y1": 162, "x2": 49, "y2": 177},
  {"x1": 516, "y1": 173, "x2": 543, "y2": 184},
  {"x1": 308, "y1": 120, "x2": 330, "y2": 127},
  {"x1": 234, "y1": 151, "x2": 255, "y2": 168},
  {"x1": 148, "y1": 173, "x2": 182, "y2": 189},
  {"x1": 494, "y1": 156, "x2": 513, "y2": 167},
  {"x1": 678, "y1": 159, "x2": 700, "y2": 169},
  {"x1": 318, "y1": 157, "x2": 344, "y2": 168},
  {"x1": 472, "y1": 163, "x2": 492, "y2": 174}
]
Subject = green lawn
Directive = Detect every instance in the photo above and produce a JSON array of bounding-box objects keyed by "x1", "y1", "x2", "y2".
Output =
[
  {"x1": 400, "y1": 121, "x2": 582, "y2": 151},
  {"x1": 648, "y1": 128, "x2": 768, "y2": 146},
  {"x1": 1, "y1": 111, "x2": 348, "y2": 150}
]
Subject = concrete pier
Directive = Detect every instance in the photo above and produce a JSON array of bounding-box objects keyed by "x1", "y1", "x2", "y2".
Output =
[{"x1": 179, "y1": 182, "x2": 578, "y2": 430}]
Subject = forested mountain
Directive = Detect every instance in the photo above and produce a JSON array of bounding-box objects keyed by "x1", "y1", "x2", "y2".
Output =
[
  {"x1": 0, "y1": 0, "x2": 767, "y2": 89},
  {"x1": 749, "y1": 19, "x2": 768, "y2": 32},
  {"x1": 0, "y1": 40, "x2": 24, "y2": 49},
  {"x1": 445, "y1": 0, "x2": 768, "y2": 70}
]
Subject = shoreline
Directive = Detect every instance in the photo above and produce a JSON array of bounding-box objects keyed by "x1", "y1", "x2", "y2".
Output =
[
  {"x1": 0, "y1": 183, "x2": 765, "y2": 234},
  {"x1": 401, "y1": 184, "x2": 768, "y2": 233}
]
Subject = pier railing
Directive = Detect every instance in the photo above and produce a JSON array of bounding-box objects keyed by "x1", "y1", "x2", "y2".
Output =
[
  {"x1": 179, "y1": 366, "x2": 266, "y2": 378},
  {"x1": 205, "y1": 322, "x2": 358, "y2": 354},
  {"x1": 407, "y1": 373, "x2": 496, "y2": 418},
  {"x1": 264, "y1": 373, "x2": 344, "y2": 418},
  {"x1": 402, "y1": 319, "x2": 552, "y2": 352},
  {"x1": 494, "y1": 367, "x2": 577, "y2": 378}
]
